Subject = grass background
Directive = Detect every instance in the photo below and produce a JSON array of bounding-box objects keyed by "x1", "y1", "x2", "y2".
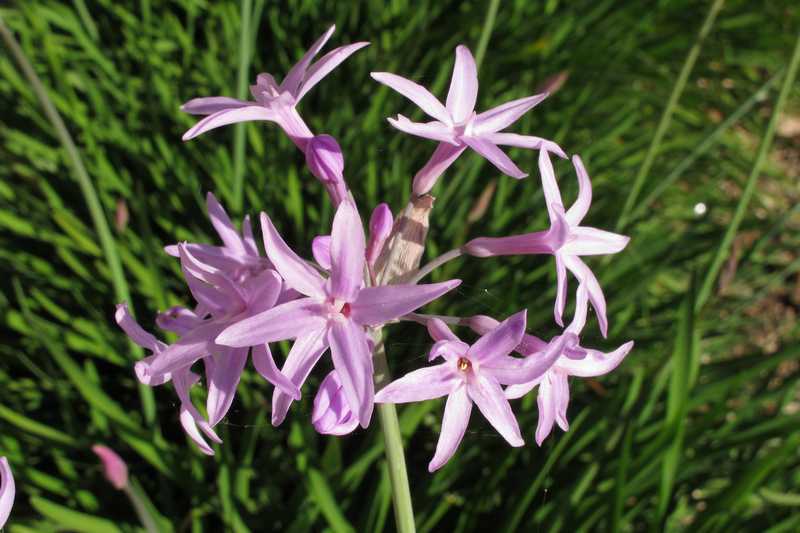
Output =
[{"x1": 1, "y1": 0, "x2": 799, "y2": 531}]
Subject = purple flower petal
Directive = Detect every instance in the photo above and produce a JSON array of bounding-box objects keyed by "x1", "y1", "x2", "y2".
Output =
[
  {"x1": 429, "y1": 339, "x2": 470, "y2": 362},
  {"x1": 538, "y1": 149, "x2": 564, "y2": 222},
  {"x1": 412, "y1": 142, "x2": 468, "y2": 195},
  {"x1": 463, "y1": 214, "x2": 567, "y2": 257},
  {"x1": 281, "y1": 25, "x2": 336, "y2": 96},
  {"x1": 272, "y1": 328, "x2": 329, "y2": 425},
  {"x1": 553, "y1": 372, "x2": 570, "y2": 431},
  {"x1": 242, "y1": 214, "x2": 259, "y2": 256},
  {"x1": 387, "y1": 115, "x2": 457, "y2": 144},
  {"x1": 371, "y1": 72, "x2": 452, "y2": 124},
  {"x1": 173, "y1": 369, "x2": 222, "y2": 455},
  {"x1": 135, "y1": 321, "x2": 225, "y2": 385},
  {"x1": 563, "y1": 255, "x2": 608, "y2": 337},
  {"x1": 215, "y1": 297, "x2": 327, "y2": 347},
  {"x1": 427, "y1": 317, "x2": 459, "y2": 342},
  {"x1": 565, "y1": 155, "x2": 592, "y2": 224},
  {"x1": 329, "y1": 201, "x2": 366, "y2": 302},
  {"x1": 462, "y1": 136, "x2": 527, "y2": 179},
  {"x1": 554, "y1": 255, "x2": 568, "y2": 328},
  {"x1": 244, "y1": 269, "x2": 283, "y2": 315},
  {"x1": 484, "y1": 132, "x2": 567, "y2": 159},
  {"x1": 557, "y1": 341, "x2": 634, "y2": 377},
  {"x1": 206, "y1": 192, "x2": 247, "y2": 256},
  {"x1": 350, "y1": 280, "x2": 461, "y2": 326},
  {"x1": 535, "y1": 372, "x2": 556, "y2": 446},
  {"x1": 115, "y1": 303, "x2": 165, "y2": 353},
  {"x1": 472, "y1": 93, "x2": 548, "y2": 134},
  {"x1": 298, "y1": 41, "x2": 370, "y2": 101},
  {"x1": 467, "y1": 310, "x2": 527, "y2": 363},
  {"x1": 182, "y1": 106, "x2": 277, "y2": 141},
  {"x1": 328, "y1": 319, "x2": 374, "y2": 427},
  {"x1": 251, "y1": 344, "x2": 301, "y2": 399},
  {"x1": 561, "y1": 227, "x2": 630, "y2": 256},
  {"x1": 374, "y1": 364, "x2": 457, "y2": 403},
  {"x1": 428, "y1": 385, "x2": 472, "y2": 472},
  {"x1": 312, "y1": 235, "x2": 332, "y2": 270},
  {"x1": 467, "y1": 374, "x2": 524, "y2": 446},
  {"x1": 206, "y1": 347, "x2": 249, "y2": 427},
  {"x1": 0, "y1": 457, "x2": 15, "y2": 528},
  {"x1": 156, "y1": 306, "x2": 203, "y2": 336},
  {"x1": 312, "y1": 370, "x2": 359, "y2": 436},
  {"x1": 445, "y1": 45, "x2": 479, "y2": 123},
  {"x1": 180, "y1": 96, "x2": 250, "y2": 115},
  {"x1": 261, "y1": 212, "x2": 326, "y2": 299},
  {"x1": 483, "y1": 333, "x2": 565, "y2": 385}
]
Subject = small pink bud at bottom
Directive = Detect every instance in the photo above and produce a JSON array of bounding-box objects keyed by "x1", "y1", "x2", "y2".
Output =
[{"x1": 92, "y1": 445, "x2": 129, "y2": 490}]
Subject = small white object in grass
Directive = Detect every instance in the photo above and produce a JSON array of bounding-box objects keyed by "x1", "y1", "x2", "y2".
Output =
[{"x1": 693, "y1": 202, "x2": 707, "y2": 216}]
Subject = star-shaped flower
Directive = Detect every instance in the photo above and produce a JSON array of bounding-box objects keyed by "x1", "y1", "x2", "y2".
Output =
[
  {"x1": 216, "y1": 201, "x2": 461, "y2": 427},
  {"x1": 182, "y1": 25, "x2": 368, "y2": 144},
  {"x1": 372, "y1": 45, "x2": 565, "y2": 195},
  {"x1": 376, "y1": 311, "x2": 563, "y2": 471}
]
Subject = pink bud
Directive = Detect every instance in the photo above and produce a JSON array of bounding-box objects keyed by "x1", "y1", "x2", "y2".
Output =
[
  {"x1": 312, "y1": 371, "x2": 358, "y2": 436},
  {"x1": 367, "y1": 203, "x2": 393, "y2": 266},
  {"x1": 92, "y1": 445, "x2": 129, "y2": 490},
  {"x1": 306, "y1": 135, "x2": 344, "y2": 184},
  {"x1": 0, "y1": 457, "x2": 14, "y2": 528}
]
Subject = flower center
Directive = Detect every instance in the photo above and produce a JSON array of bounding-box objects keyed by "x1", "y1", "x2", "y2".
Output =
[
  {"x1": 457, "y1": 357, "x2": 472, "y2": 372},
  {"x1": 340, "y1": 303, "x2": 351, "y2": 318}
]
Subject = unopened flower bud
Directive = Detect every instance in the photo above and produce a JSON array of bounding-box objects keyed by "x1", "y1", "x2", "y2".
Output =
[
  {"x1": 92, "y1": 445, "x2": 129, "y2": 490},
  {"x1": 306, "y1": 134, "x2": 344, "y2": 184},
  {"x1": 312, "y1": 371, "x2": 358, "y2": 436},
  {"x1": 367, "y1": 203, "x2": 393, "y2": 266}
]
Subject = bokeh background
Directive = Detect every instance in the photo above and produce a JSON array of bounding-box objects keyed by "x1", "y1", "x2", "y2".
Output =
[{"x1": 1, "y1": 0, "x2": 799, "y2": 531}]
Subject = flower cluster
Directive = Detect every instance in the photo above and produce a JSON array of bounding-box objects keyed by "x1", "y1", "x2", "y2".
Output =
[{"x1": 116, "y1": 26, "x2": 633, "y2": 472}]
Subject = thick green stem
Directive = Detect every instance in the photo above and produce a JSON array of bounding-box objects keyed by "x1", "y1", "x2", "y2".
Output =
[{"x1": 373, "y1": 336, "x2": 416, "y2": 533}]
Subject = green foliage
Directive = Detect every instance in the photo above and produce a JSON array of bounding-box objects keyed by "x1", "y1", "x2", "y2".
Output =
[{"x1": 1, "y1": 0, "x2": 798, "y2": 531}]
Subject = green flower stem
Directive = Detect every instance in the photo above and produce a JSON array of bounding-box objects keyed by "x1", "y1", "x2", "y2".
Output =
[
  {"x1": 373, "y1": 335, "x2": 416, "y2": 533},
  {"x1": 616, "y1": 0, "x2": 725, "y2": 231},
  {"x1": 696, "y1": 31, "x2": 800, "y2": 311}
]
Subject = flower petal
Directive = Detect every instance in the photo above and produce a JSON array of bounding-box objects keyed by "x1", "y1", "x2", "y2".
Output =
[
  {"x1": 0, "y1": 457, "x2": 15, "y2": 528},
  {"x1": 115, "y1": 303, "x2": 164, "y2": 353},
  {"x1": 206, "y1": 192, "x2": 246, "y2": 256},
  {"x1": 538, "y1": 149, "x2": 565, "y2": 221},
  {"x1": 173, "y1": 369, "x2": 222, "y2": 455},
  {"x1": 473, "y1": 93, "x2": 548, "y2": 134},
  {"x1": 375, "y1": 364, "x2": 457, "y2": 403},
  {"x1": 428, "y1": 385, "x2": 472, "y2": 472},
  {"x1": 206, "y1": 347, "x2": 249, "y2": 427},
  {"x1": 562, "y1": 226, "x2": 630, "y2": 256},
  {"x1": 445, "y1": 45, "x2": 479, "y2": 123},
  {"x1": 484, "y1": 132, "x2": 567, "y2": 159},
  {"x1": 535, "y1": 373, "x2": 556, "y2": 445},
  {"x1": 429, "y1": 339, "x2": 470, "y2": 362},
  {"x1": 328, "y1": 319, "x2": 374, "y2": 427},
  {"x1": 553, "y1": 372, "x2": 570, "y2": 431},
  {"x1": 554, "y1": 255, "x2": 568, "y2": 328},
  {"x1": 281, "y1": 25, "x2": 336, "y2": 96},
  {"x1": 557, "y1": 341, "x2": 634, "y2": 377},
  {"x1": 182, "y1": 106, "x2": 276, "y2": 141},
  {"x1": 467, "y1": 310, "x2": 527, "y2": 363},
  {"x1": 244, "y1": 269, "x2": 283, "y2": 315},
  {"x1": 565, "y1": 155, "x2": 592, "y2": 224},
  {"x1": 371, "y1": 72, "x2": 451, "y2": 124},
  {"x1": 135, "y1": 321, "x2": 225, "y2": 385},
  {"x1": 297, "y1": 41, "x2": 370, "y2": 101},
  {"x1": 350, "y1": 280, "x2": 461, "y2": 326},
  {"x1": 462, "y1": 136, "x2": 527, "y2": 179},
  {"x1": 463, "y1": 210, "x2": 567, "y2": 257},
  {"x1": 242, "y1": 214, "x2": 259, "y2": 256},
  {"x1": 91, "y1": 445, "x2": 128, "y2": 490},
  {"x1": 216, "y1": 297, "x2": 327, "y2": 347},
  {"x1": 181, "y1": 96, "x2": 251, "y2": 115},
  {"x1": 312, "y1": 235, "x2": 332, "y2": 270},
  {"x1": 156, "y1": 306, "x2": 203, "y2": 335},
  {"x1": 271, "y1": 328, "x2": 329, "y2": 425},
  {"x1": 483, "y1": 333, "x2": 565, "y2": 385},
  {"x1": 312, "y1": 371, "x2": 359, "y2": 436},
  {"x1": 412, "y1": 142, "x2": 468, "y2": 195},
  {"x1": 563, "y1": 255, "x2": 608, "y2": 337},
  {"x1": 387, "y1": 115, "x2": 457, "y2": 144},
  {"x1": 261, "y1": 212, "x2": 326, "y2": 299},
  {"x1": 329, "y1": 201, "x2": 366, "y2": 301},
  {"x1": 467, "y1": 374, "x2": 524, "y2": 446},
  {"x1": 427, "y1": 317, "x2": 460, "y2": 342},
  {"x1": 251, "y1": 344, "x2": 301, "y2": 399}
]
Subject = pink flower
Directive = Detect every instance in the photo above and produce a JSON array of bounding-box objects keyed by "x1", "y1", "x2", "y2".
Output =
[
  {"x1": 505, "y1": 287, "x2": 634, "y2": 444},
  {"x1": 216, "y1": 201, "x2": 461, "y2": 428},
  {"x1": 372, "y1": 45, "x2": 565, "y2": 195},
  {"x1": 92, "y1": 445, "x2": 129, "y2": 490},
  {"x1": 464, "y1": 154, "x2": 629, "y2": 336},
  {"x1": 0, "y1": 457, "x2": 14, "y2": 528},
  {"x1": 376, "y1": 311, "x2": 562, "y2": 471},
  {"x1": 312, "y1": 370, "x2": 359, "y2": 436},
  {"x1": 181, "y1": 25, "x2": 368, "y2": 146}
]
